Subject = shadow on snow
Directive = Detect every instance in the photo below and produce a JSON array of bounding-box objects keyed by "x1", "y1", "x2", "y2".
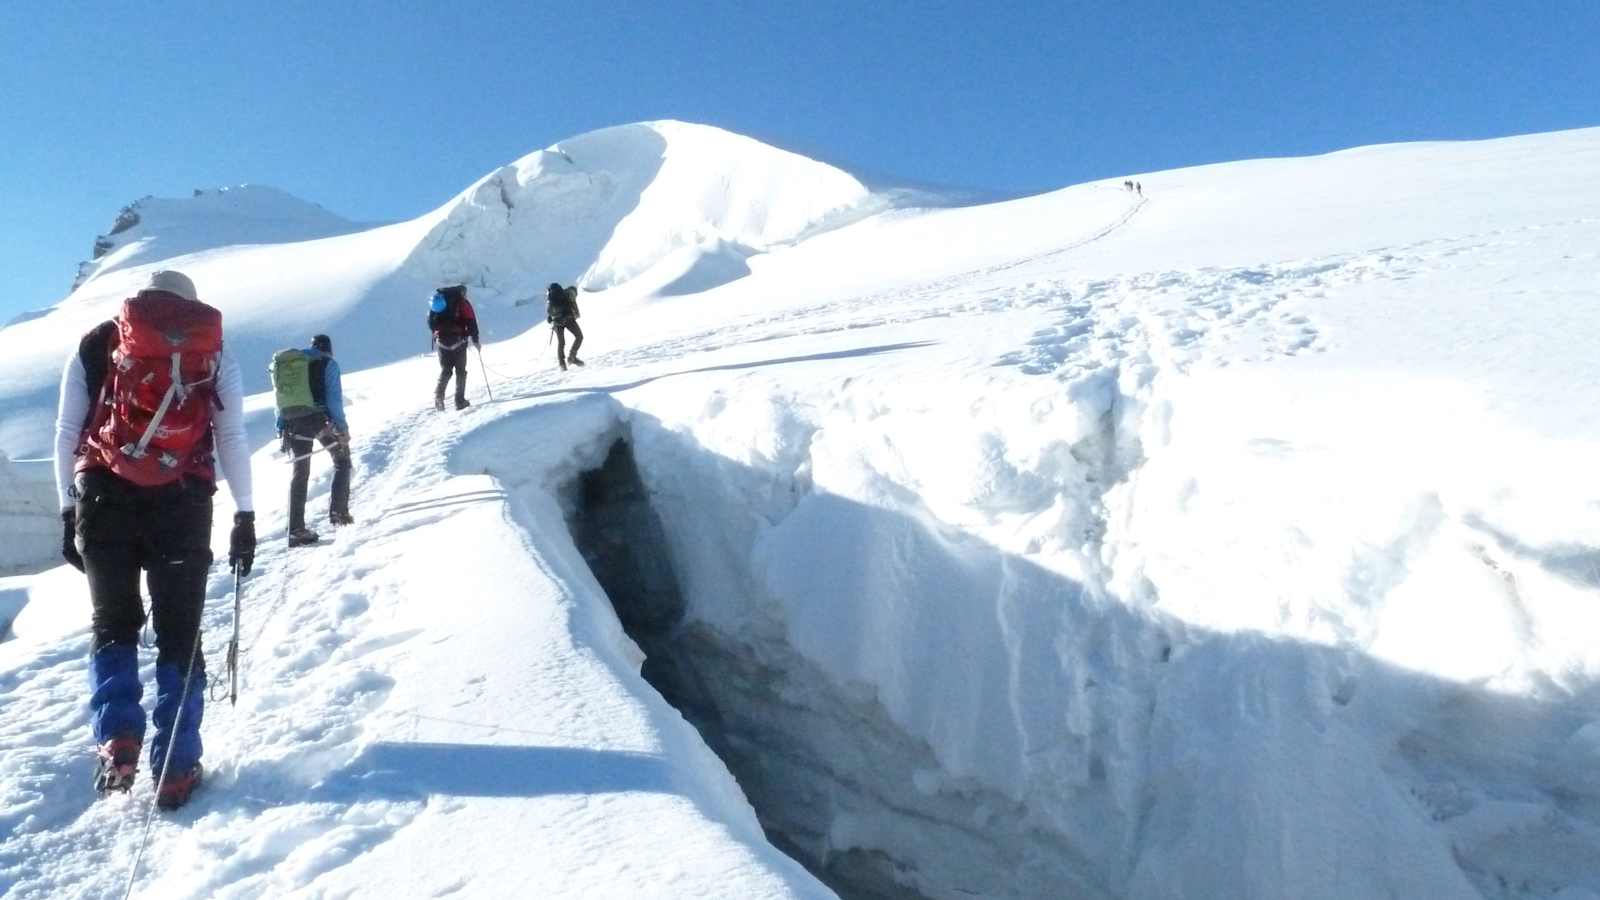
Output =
[{"x1": 309, "y1": 741, "x2": 674, "y2": 802}]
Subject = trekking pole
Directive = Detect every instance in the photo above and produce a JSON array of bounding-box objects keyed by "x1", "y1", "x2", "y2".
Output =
[
  {"x1": 228, "y1": 563, "x2": 241, "y2": 705},
  {"x1": 476, "y1": 345, "x2": 495, "y2": 402}
]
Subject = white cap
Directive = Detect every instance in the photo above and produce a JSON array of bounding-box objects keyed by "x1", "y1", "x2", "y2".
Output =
[{"x1": 144, "y1": 269, "x2": 198, "y2": 302}]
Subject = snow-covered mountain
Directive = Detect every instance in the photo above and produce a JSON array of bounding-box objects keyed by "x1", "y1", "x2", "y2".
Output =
[
  {"x1": 68, "y1": 185, "x2": 368, "y2": 296},
  {"x1": 0, "y1": 121, "x2": 905, "y2": 461},
  {"x1": 406, "y1": 121, "x2": 885, "y2": 294},
  {"x1": 2, "y1": 122, "x2": 1598, "y2": 899}
]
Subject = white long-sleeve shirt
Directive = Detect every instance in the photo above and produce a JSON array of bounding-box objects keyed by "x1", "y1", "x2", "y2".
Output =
[{"x1": 53, "y1": 344, "x2": 255, "y2": 513}]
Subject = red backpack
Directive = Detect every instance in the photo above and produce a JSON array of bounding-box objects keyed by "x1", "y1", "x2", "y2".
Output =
[{"x1": 79, "y1": 293, "x2": 224, "y2": 486}]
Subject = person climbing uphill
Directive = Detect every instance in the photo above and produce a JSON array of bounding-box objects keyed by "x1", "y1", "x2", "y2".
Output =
[
  {"x1": 52, "y1": 269, "x2": 255, "y2": 810},
  {"x1": 270, "y1": 333, "x2": 354, "y2": 547},
  {"x1": 546, "y1": 282, "x2": 583, "y2": 371},
  {"x1": 428, "y1": 284, "x2": 480, "y2": 409}
]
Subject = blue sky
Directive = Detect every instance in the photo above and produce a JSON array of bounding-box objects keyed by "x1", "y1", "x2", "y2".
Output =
[{"x1": 3, "y1": 1, "x2": 1596, "y2": 320}]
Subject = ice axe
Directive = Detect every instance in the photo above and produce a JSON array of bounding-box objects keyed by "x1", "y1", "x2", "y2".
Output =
[{"x1": 226, "y1": 563, "x2": 242, "y2": 705}]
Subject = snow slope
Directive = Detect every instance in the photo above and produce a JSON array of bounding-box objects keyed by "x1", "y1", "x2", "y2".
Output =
[{"x1": 2, "y1": 123, "x2": 1600, "y2": 899}]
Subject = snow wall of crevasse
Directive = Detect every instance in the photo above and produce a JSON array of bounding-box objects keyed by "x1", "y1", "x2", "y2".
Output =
[
  {"x1": 0, "y1": 456, "x2": 58, "y2": 575},
  {"x1": 447, "y1": 392, "x2": 837, "y2": 897},
  {"x1": 522, "y1": 363, "x2": 1600, "y2": 899}
]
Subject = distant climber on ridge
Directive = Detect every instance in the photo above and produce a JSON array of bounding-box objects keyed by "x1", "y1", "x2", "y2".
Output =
[
  {"x1": 546, "y1": 282, "x2": 583, "y2": 371},
  {"x1": 428, "y1": 284, "x2": 480, "y2": 410}
]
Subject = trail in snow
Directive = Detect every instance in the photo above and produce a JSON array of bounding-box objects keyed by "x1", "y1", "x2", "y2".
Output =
[
  {"x1": 1, "y1": 327, "x2": 817, "y2": 897},
  {"x1": 978, "y1": 189, "x2": 1149, "y2": 278}
]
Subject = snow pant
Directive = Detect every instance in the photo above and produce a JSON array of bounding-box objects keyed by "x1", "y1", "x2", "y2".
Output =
[
  {"x1": 436, "y1": 342, "x2": 469, "y2": 405},
  {"x1": 285, "y1": 412, "x2": 351, "y2": 532},
  {"x1": 76, "y1": 467, "x2": 211, "y2": 774},
  {"x1": 554, "y1": 318, "x2": 583, "y2": 364}
]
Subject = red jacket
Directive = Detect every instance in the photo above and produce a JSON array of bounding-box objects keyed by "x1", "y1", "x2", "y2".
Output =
[{"x1": 429, "y1": 294, "x2": 479, "y2": 346}]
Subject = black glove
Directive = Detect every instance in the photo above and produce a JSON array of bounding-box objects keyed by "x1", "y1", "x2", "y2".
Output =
[
  {"x1": 278, "y1": 429, "x2": 291, "y2": 455},
  {"x1": 229, "y1": 511, "x2": 256, "y2": 576},
  {"x1": 61, "y1": 509, "x2": 84, "y2": 572},
  {"x1": 472, "y1": 337, "x2": 481, "y2": 348}
]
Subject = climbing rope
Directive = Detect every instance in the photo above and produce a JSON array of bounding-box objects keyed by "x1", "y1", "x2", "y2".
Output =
[{"x1": 122, "y1": 607, "x2": 206, "y2": 900}]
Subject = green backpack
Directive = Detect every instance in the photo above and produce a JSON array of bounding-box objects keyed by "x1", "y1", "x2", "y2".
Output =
[{"x1": 269, "y1": 349, "x2": 318, "y2": 418}]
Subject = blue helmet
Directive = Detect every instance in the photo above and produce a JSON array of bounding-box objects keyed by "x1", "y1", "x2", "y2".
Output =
[{"x1": 429, "y1": 292, "x2": 448, "y2": 313}]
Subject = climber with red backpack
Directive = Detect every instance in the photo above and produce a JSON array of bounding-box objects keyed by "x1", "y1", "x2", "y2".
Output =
[
  {"x1": 427, "y1": 284, "x2": 480, "y2": 410},
  {"x1": 51, "y1": 269, "x2": 255, "y2": 811}
]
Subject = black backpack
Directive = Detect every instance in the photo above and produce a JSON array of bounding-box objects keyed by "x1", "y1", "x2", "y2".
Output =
[
  {"x1": 546, "y1": 283, "x2": 576, "y2": 323},
  {"x1": 429, "y1": 285, "x2": 467, "y2": 335}
]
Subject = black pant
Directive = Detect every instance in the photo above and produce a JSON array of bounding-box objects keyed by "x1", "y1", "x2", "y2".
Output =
[
  {"x1": 285, "y1": 414, "x2": 352, "y2": 532},
  {"x1": 436, "y1": 343, "x2": 469, "y2": 404},
  {"x1": 76, "y1": 468, "x2": 212, "y2": 667},
  {"x1": 554, "y1": 319, "x2": 583, "y2": 363}
]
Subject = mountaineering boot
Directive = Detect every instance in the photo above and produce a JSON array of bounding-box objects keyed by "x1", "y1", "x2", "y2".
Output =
[
  {"x1": 455, "y1": 397, "x2": 471, "y2": 410},
  {"x1": 567, "y1": 355, "x2": 584, "y2": 367},
  {"x1": 94, "y1": 735, "x2": 141, "y2": 795},
  {"x1": 434, "y1": 395, "x2": 445, "y2": 411},
  {"x1": 156, "y1": 762, "x2": 203, "y2": 811},
  {"x1": 288, "y1": 527, "x2": 320, "y2": 547},
  {"x1": 558, "y1": 359, "x2": 567, "y2": 372},
  {"x1": 329, "y1": 511, "x2": 355, "y2": 526}
]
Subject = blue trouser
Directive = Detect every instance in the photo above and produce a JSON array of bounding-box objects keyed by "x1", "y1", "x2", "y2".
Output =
[
  {"x1": 77, "y1": 469, "x2": 211, "y2": 773},
  {"x1": 89, "y1": 649, "x2": 204, "y2": 773}
]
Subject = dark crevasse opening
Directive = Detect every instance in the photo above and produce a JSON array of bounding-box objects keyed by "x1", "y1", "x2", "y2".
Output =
[
  {"x1": 568, "y1": 437, "x2": 933, "y2": 900},
  {"x1": 566, "y1": 437, "x2": 1111, "y2": 900}
]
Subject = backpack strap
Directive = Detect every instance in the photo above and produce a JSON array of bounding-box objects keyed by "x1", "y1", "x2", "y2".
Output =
[
  {"x1": 118, "y1": 352, "x2": 218, "y2": 460},
  {"x1": 72, "y1": 321, "x2": 119, "y2": 450},
  {"x1": 78, "y1": 321, "x2": 117, "y2": 397}
]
